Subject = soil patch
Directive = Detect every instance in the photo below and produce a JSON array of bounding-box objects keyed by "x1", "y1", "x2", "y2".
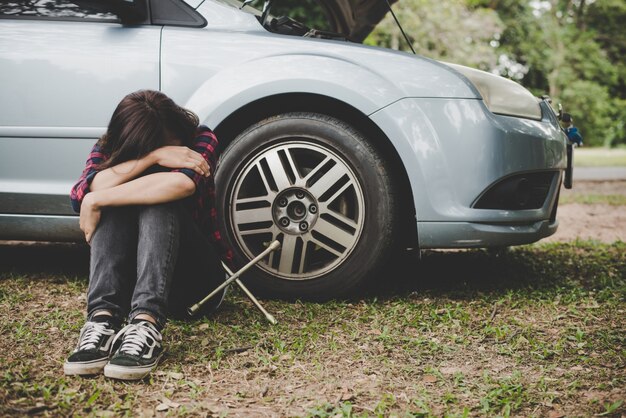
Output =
[{"x1": 547, "y1": 180, "x2": 626, "y2": 243}]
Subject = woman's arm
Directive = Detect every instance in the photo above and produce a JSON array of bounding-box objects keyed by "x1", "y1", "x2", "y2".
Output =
[
  {"x1": 80, "y1": 172, "x2": 196, "y2": 243},
  {"x1": 89, "y1": 146, "x2": 209, "y2": 192},
  {"x1": 88, "y1": 155, "x2": 156, "y2": 192},
  {"x1": 89, "y1": 171, "x2": 196, "y2": 206}
]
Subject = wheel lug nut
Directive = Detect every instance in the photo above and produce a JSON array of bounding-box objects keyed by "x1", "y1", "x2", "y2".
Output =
[
  {"x1": 279, "y1": 217, "x2": 290, "y2": 227},
  {"x1": 278, "y1": 197, "x2": 288, "y2": 207},
  {"x1": 309, "y1": 204, "x2": 317, "y2": 214},
  {"x1": 299, "y1": 221, "x2": 308, "y2": 232},
  {"x1": 295, "y1": 191, "x2": 305, "y2": 199}
]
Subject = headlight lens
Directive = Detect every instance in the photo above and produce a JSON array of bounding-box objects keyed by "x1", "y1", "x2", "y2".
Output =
[{"x1": 443, "y1": 62, "x2": 542, "y2": 120}]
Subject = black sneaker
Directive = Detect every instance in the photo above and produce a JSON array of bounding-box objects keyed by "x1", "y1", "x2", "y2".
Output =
[
  {"x1": 64, "y1": 318, "x2": 119, "y2": 376},
  {"x1": 104, "y1": 320, "x2": 163, "y2": 380}
]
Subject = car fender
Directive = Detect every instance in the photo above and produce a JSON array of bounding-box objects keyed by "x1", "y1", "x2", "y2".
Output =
[{"x1": 183, "y1": 53, "x2": 405, "y2": 129}]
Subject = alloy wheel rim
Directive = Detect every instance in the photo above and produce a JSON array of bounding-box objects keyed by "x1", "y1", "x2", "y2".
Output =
[{"x1": 229, "y1": 141, "x2": 365, "y2": 280}]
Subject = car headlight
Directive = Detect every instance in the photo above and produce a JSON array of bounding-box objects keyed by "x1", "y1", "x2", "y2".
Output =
[{"x1": 443, "y1": 62, "x2": 542, "y2": 120}]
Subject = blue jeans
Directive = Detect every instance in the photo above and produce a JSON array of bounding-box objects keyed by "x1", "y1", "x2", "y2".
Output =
[{"x1": 86, "y1": 201, "x2": 224, "y2": 328}]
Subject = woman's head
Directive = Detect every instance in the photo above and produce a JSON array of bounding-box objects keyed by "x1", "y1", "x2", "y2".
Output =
[{"x1": 99, "y1": 90, "x2": 199, "y2": 168}]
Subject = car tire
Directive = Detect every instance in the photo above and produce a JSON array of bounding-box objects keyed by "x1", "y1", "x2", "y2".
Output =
[{"x1": 215, "y1": 112, "x2": 398, "y2": 300}]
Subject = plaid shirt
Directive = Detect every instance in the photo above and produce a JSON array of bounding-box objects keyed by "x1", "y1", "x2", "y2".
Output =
[{"x1": 70, "y1": 125, "x2": 233, "y2": 265}]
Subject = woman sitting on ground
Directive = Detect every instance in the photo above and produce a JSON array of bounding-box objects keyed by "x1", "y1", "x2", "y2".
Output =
[{"x1": 65, "y1": 90, "x2": 231, "y2": 380}]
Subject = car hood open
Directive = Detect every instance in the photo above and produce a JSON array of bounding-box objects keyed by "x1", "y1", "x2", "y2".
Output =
[{"x1": 315, "y1": 0, "x2": 397, "y2": 42}]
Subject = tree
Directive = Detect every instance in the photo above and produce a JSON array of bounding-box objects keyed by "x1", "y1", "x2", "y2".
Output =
[
  {"x1": 366, "y1": 0, "x2": 502, "y2": 71},
  {"x1": 485, "y1": 0, "x2": 623, "y2": 146},
  {"x1": 381, "y1": 0, "x2": 625, "y2": 146}
]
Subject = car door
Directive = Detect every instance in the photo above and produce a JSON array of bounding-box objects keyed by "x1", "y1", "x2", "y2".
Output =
[{"x1": 0, "y1": 0, "x2": 161, "y2": 240}]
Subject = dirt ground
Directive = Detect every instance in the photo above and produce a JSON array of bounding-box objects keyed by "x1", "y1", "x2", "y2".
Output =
[
  {"x1": 1, "y1": 241, "x2": 624, "y2": 417},
  {"x1": 545, "y1": 180, "x2": 626, "y2": 243}
]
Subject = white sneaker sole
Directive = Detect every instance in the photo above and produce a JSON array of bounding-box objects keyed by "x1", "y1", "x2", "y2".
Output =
[
  {"x1": 103, "y1": 357, "x2": 161, "y2": 381},
  {"x1": 64, "y1": 358, "x2": 108, "y2": 376}
]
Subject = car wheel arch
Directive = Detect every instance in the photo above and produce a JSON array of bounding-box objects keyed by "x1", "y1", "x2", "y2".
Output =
[{"x1": 212, "y1": 92, "x2": 418, "y2": 250}]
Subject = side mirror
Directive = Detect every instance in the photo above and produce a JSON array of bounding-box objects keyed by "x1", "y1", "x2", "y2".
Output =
[{"x1": 71, "y1": 0, "x2": 149, "y2": 24}]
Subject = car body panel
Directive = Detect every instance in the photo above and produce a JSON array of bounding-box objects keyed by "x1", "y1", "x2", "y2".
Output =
[
  {"x1": 0, "y1": 20, "x2": 160, "y2": 128},
  {"x1": 369, "y1": 98, "x2": 566, "y2": 224},
  {"x1": 0, "y1": 0, "x2": 567, "y2": 252},
  {"x1": 0, "y1": 18, "x2": 160, "y2": 226},
  {"x1": 418, "y1": 219, "x2": 559, "y2": 248}
]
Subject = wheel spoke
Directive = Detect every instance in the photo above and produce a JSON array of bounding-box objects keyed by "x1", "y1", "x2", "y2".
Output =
[
  {"x1": 284, "y1": 149, "x2": 304, "y2": 186},
  {"x1": 297, "y1": 240, "x2": 308, "y2": 274},
  {"x1": 233, "y1": 206, "x2": 273, "y2": 226},
  {"x1": 254, "y1": 162, "x2": 275, "y2": 197},
  {"x1": 234, "y1": 196, "x2": 271, "y2": 205},
  {"x1": 311, "y1": 217, "x2": 356, "y2": 250},
  {"x1": 302, "y1": 155, "x2": 330, "y2": 183},
  {"x1": 278, "y1": 234, "x2": 299, "y2": 274},
  {"x1": 306, "y1": 235, "x2": 343, "y2": 258},
  {"x1": 319, "y1": 208, "x2": 359, "y2": 230},
  {"x1": 239, "y1": 225, "x2": 277, "y2": 236},
  {"x1": 264, "y1": 149, "x2": 292, "y2": 190},
  {"x1": 307, "y1": 162, "x2": 351, "y2": 199},
  {"x1": 320, "y1": 180, "x2": 359, "y2": 225}
]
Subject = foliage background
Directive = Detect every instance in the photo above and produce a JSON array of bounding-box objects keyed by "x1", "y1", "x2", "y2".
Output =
[{"x1": 267, "y1": 0, "x2": 625, "y2": 147}]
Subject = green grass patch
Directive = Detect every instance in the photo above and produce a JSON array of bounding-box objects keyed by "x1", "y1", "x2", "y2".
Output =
[
  {"x1": 575, "y1": 148, "x2": 626, "y2": 167},
  {"x1": 0, "y1": 241, "x2": 624, "y2": 417},
  {"x1": 560, "y1": 193, "x2": 626, "y2": 205}
]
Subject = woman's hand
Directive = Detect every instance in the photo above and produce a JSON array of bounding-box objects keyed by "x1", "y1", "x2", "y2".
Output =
[
  {"x1": 80, "y1": 193, "x2": 101, "y2": 245},
  {"x1": 151, "y1": 146, "x2": 210, "y2": 177}
]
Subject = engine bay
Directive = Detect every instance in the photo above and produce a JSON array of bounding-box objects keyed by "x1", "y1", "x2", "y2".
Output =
[{"x1": 264, "y1": 14, "x2": 349, "y2": 40}]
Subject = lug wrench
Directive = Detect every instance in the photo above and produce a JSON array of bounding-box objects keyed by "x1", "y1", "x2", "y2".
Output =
[{"x1": 187, "y1": 240, "x2": 280, "y2": 324}]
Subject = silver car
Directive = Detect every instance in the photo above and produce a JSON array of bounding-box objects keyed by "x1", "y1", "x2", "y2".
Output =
[{"x1": 0, "y1": 0, "x2": 569, "y2": 299}]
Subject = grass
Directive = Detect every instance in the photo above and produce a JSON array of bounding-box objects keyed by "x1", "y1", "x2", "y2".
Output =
[
  {"x1": 574, "y1": 148, "x2": 626, "y2": 167},
  {"x1": 0, "y1": 240, "x2": 624, "y2": 417},
  {"x1": 559, "y1": 193, "x2": 626, "y2": 205}
]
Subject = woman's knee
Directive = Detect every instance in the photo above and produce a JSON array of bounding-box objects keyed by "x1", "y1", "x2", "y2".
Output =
[
  {"x1": 136, "y1": 202, "x2": 187, "y2": 246},
  {"x1": 138, "y1": 201, "x2": 183, "y2": 223},
  {"x1": 91, "y1": 206, "x2": 137, "y2": 244}
]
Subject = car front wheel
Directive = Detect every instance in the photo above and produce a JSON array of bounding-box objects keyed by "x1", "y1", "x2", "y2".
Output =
[{"x1": 215, "y1": 112, "x2": 397, "y2": 300}]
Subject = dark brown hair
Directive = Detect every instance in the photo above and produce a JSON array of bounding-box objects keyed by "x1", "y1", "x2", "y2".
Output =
[{"x1": 98, "y1": 90, "x2": 199, "y2": 169}]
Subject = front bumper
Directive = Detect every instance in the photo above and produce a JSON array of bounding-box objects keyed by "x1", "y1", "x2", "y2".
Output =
[
  {"x1": 418, "y1": 218, "x2": 559, "y2": 248},
  {"x1": 369, "y1": 97, "x2": 568, "y2": 248}
]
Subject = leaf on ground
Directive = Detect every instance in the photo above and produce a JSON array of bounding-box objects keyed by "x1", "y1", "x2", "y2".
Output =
[
  {"x1": 155, "y1": 403, "x2": 169, "y2": 412},
  {"x1": 168, "y1": 372, "x2": 184, "y2": 380},
  {"x1": 422, "y1": 374, "x2": 437, "y2": 384},
  {"x1": 340, "y1": 391, "x2": 355, "y2": 401},
  {"x1": 155, "y1": 397, "x2": 180, "y2": 412},
  {"x1": 516, "y1": 335, "x2": 529, "y2": 347}
]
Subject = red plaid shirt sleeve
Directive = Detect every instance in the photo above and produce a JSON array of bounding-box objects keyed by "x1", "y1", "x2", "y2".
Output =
[
  {"x1": 171, "y1": 126, "x2": 218, "y2": 189},
  {"x1": 69, "y1": 143, "x2": 107, "y2": 213}
]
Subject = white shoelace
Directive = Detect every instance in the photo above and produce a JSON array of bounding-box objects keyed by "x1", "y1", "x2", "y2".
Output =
[
  {"x1": 77, "y1": 321, "x2": 115, "y2": 351},
  {"x1": 112, "y1": 322, "x2": 162, "y2": 357}
]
